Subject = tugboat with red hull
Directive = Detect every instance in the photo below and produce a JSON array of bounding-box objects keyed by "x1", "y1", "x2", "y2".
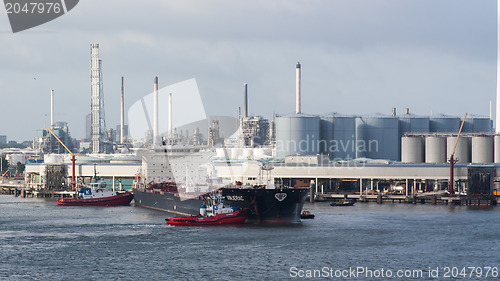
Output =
[
  {"x1": 166, "y1": 191, "x2": 250, "y2": 226},
  {"x1": 57, "y1": 180, "x2": 133, "y2": 206},
  {"x1": 57, "y1": 192, "x2": 133, "y2": 206},
  {"x1": 166, "y1": 208, "x2": 249, "y2": 226}
]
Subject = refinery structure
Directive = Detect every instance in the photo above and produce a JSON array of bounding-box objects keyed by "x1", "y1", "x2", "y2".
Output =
[
  {"x1": 90, "y1": 43, "x2": 111, "y2": 154},
  {"x1": 2, "y1": 36, "x2": 498, "y2": 202}
]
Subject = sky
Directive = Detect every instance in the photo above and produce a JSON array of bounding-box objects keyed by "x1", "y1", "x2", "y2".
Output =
[{"x1": 0, "y1": 0, "x2": 497, "y2": 142}]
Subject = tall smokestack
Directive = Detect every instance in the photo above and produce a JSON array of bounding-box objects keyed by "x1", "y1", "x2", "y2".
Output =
[
  {"x1": 168, "y1": 93, "x2": 172, "y2": 140},
  {"x1": 120, "y1": 77, "x2": 125, "y2": 144},
  {"x1": 243, "y1": 83, "x2": 248, "y2": 118},
  {"x1": 153, "y1": 76, "x2": 158, "y2": 147},
  {"x1": 296, "y1": 62, "x2": 301, "y2": 114},
  {"x1": 490, "y1": 100, "x2": 493, "y2": 121},
  {"x1": 497, "y1": 0, "x2": 500, "y2": 132},
  {"x1": 50, "y1": 89, "x2": 54, "y2": 128}
]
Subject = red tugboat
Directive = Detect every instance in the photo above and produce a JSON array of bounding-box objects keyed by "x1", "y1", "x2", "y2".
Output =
[
  {"x1": 57, "y1": 180, "x2": 134, "y2": 206},
  {"x1": 166, "y1": 192, "x2": 249, "y2": 226},
  {"x1": 165, "y1": 208, "x2": 249, "y2": 226}
]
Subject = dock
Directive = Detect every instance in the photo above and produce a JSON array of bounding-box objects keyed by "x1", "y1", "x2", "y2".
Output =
[
  {"x1": 312, "y1": 192, "x2": 498, "y2": 206},
  {"x1": 1, "y1": 184, "x2": 77, "y2": 198}
]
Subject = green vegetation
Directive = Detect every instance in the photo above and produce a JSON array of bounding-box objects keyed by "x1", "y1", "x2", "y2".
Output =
[{"x1": 16, "y1": 162, "x2": 25, "y2": 174}]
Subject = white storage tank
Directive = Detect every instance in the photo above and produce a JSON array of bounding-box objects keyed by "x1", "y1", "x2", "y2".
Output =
[
  {"x1": 216, "y1": 148, "x2": 227, "y2": 158},
  {"x1": 495, "y1": 135, "x2": 500, "y2": 163},
  {"x1": 471, "y1": 136, "x2": 493, "y2": 163},
  {"x1": 446, "y1": 136, "x2": 470, "y2": 163},
  {"x1": 242, "y1": 148, "x2": 254, "y2": 159},
  {"x1": 44, "y1": 154, "x2": 65, "y2": 164},
  {"x1": 231, "y1": 148, "x2": 241, "y2": 159},
  {"x1": 224, "y1": 149, "x2": 233, "y2": 159},
  {"x1": 254, "y1": 148, "x2": 265, "y2": 158},
  {"x1": 401, "y1": 136, "x2": 424, "y2": 163},
  {"x1": 425, "y1": 136, "x2": 447, "y2": 163},
  {"x1": 253, "y1": 147, "x2": 272, "y2": 159},
  {"x1": 262, "y1": 148, "x2": 272, "y2": 156}
]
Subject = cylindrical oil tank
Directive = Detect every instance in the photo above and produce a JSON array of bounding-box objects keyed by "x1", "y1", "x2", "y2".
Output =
[
  {"x1": 355, "y1": 118, "x2": 367, "y2": 158},
  {"x1": 225, "y1": 148, "x2": 233, "y2": 159},
  {"x1": 242, "y1": 148, "x2": 254, "y2": 159},
  {"x1": 495, "y1": 136, "x2": 500, "y2": 163},
  {"x1": 399, "y1": 116, "x2": 430, "y2": 134},
  {"x1": 231, "y1": 148, "x2": 241, "y2": 159},
  {"x1": 401, "y1": 136, "x2": 424, "y2": 163},
  {"x1": 254, "y1": 147, "x2": 271, "y2": 158},
  {"x1": 276, "y1": 115, "x2": 320, "y2": 158},
  {"x1": 44, "y1": 154, "x2": 65, "y2": 164},
  {"x1": 254, "y1": 148, "x2": 265, "y2": 158},
  {"x1": 356, "y1": 116, "x2": 399, "y2": 160},
  {"x1": 319, "y1": 116, "x2": 334, "y2": 157},
  {"x1": 333, "y1": 116, "x2": 356, "y2": 160},
  {"x1": 216, "y1": 148, "x2": 228, "y2": 158},
  {"x1": 425, "y1": 136, "x2": 447, "y2": 163},
  {"x1": 216, "y1": 148, "x2": 226, "y2": 158},
  {"x1": 430, "y1": 117, "x2": 460, "y2": 133},
  {"x1": 471, "y1": 136, "x2": 493, "y2": 163},
  {"x1": 262, "y1": 148, "x2": 272, "y2": 156},
  {"x1": 472, "y1": 118, "x2": 493, "y2": 132},
  {"x1": 462, "y1": 117, "x2": 493, "y2": 133},
  {"x1": 446, "y1": 136, "x2": 470, "y2": 163}
]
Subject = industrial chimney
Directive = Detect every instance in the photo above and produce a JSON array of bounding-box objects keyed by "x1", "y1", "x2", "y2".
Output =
[
  {"x1": 497, "y1": 0, "x2": 500, "y2": 132},
  {"x1": 153, "y1": 76, "x2": 158, "y2": 147},
  {"x1": 50, "y1": 89, "x2": 54, "y2": 128},
  {"x1": 243, "y1": 83, "x2": 248, "y2": 118},
  {"x1": 168, "y1": 92, "x2": 172, "y2": 140},
  {"x1": 296, "y1": 62, "x2": 301, "y2": 114},
  {"x1": 120, "y1": 77, "x2": 125, "y2": 144}
]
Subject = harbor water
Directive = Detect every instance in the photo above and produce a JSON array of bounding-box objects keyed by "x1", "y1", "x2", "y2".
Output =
[{"x1": 1, "y1": 195, "x2": 499, "y2": 280}]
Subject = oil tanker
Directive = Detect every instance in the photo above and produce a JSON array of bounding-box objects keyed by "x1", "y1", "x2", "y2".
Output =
[
  {"x1": 133, "y1": 183, "x2": 309, "y2": 223},
  {"x1": 132, "y1": 147, "x2": 309, "y2": 223}
]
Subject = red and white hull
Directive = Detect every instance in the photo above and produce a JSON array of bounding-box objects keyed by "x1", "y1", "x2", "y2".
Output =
[
  {"x1": 56, "y1": 192, "x2": 134, "y2": 206},
  {"x1": 165, "y1": 209, "x2": 249, "y2": 226}
]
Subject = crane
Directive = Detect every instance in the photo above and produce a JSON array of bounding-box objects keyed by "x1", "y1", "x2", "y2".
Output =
[
  {"x1": 0, "y1": 170, "x2": 9, "y2": 182},
  {"x1": 449, "y1": 113, "x2": 467, "y2": 196},
  {"x1": 47, "y1": 128, "x2": 76, "y2": 190}
]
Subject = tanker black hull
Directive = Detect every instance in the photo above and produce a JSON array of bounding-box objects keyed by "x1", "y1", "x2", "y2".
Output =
[
  {"x1": 222, "y1": 188, "x2": 309, "y2": 223},
  {"x1": 133, "y1": 189, "x2": 203, "y2": 216},
  {"x1": 133, "y1": 187, "x2": 309, "y2": 223}
]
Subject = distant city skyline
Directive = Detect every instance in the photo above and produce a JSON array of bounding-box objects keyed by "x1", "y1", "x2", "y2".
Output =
[{"x1": 0, "y1": 0, "x2": 497, "y2": 141}]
